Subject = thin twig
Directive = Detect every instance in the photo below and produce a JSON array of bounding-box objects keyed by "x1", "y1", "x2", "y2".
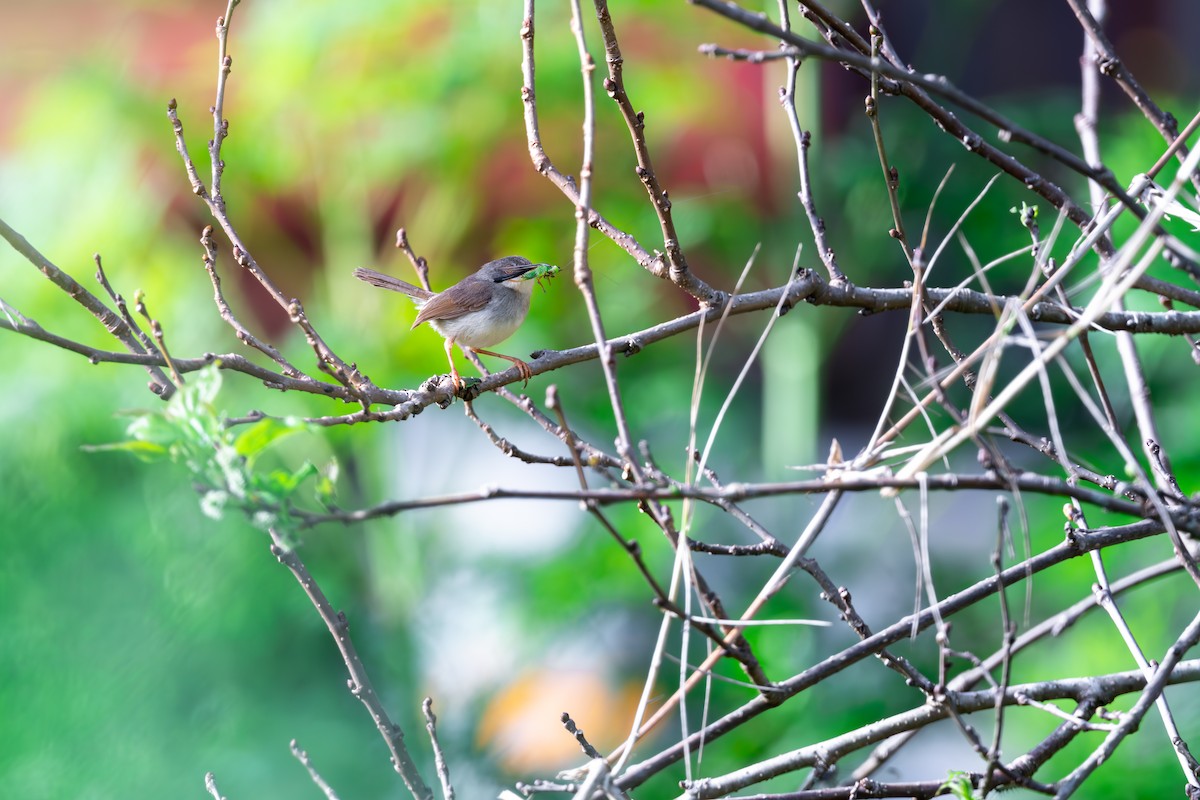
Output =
[
  {"x1": 0, "y1": 215, "x2": 174, "y2": 396},
  {"x1": 204, "y1": 772, "x2": 227, "y2": 800},
  {"x1": 290, "y1": 740, "x2": 341, "y2": 800},
  {"x1": 852, "y1": 557, "x2": 1185, "y2": 781},
  {"x1": 679, "y1": 661, "x2": 1200, "y2": 798},
  {"x1": 395, "y1": 228, "x2": 432, "y2": 292},
  {"x1": 592, "y1": 0, "x2": 714, "y2": 302},
  {"x1": 1053, "y1": 613, "x2": 1200, "y2": 797},
  {"x1": 198, "y1": 225, "x2": 301, "y2": 376},
  {"x1": 615, "y1": 518, "x2": 1176, "y2": 789},
  {"x1": 267, "y1": 528, "x2": 433, "y2": 800},
  {"x1": 422, "y1": 698, "x2": 455, "y2": 800},
  {"x1": 865, "y1": 26, "x2": 911, "y2": 260},
  {"x1": 93, "y1": 253, "x2": 157, "y2": 356},
  {"x1": 518, "y1": 2, "x2": 708, "y2": 298},
  {"x1": 1064, "y1": 0, "x2": 1199, "y2": 194},
  {"x1": 295, "y1": 470, "x2": 1179, "y2": 531},
  {"x1": 165, "y1": 11, "x2": 378, "y2": 403}
]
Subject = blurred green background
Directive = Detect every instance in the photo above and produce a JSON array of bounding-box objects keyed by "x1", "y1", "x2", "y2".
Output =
[{"x1": 2, "y1": 0, "x2": 1199, "y2": 797}]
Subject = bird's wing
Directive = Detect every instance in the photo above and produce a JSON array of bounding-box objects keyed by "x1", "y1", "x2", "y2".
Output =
[
  {"x1": 353, "y1": 267, "x2": 434, "y2": 300},
  {"x1": 412, "y1": 278, "x2": 494, "y2": 327}
]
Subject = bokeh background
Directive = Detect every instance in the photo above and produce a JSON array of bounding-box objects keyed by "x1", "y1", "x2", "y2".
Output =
[{"x1": 3, "y1": 0, "x2": 1199, "y2": 797}]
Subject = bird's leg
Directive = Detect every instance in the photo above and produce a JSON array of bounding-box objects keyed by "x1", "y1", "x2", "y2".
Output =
[
  {"x1": 443, "y1": 337, "x2": 465, "y2": 392},
  {"x1": 471, "y1": 347, "x2": 533, "y2": 386}
]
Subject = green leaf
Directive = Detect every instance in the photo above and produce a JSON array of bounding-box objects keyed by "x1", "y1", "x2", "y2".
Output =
[
  {"x1": 937, "y1": 771, "x2": 978, "y2": 800},
  {"x1": 233, "y1": 417, "x2": 309, "y2": 461},
  {"x1": 83, "y1": 362, "x2": 331, "y2": 533},
  {"x1": 81, "y1": 440, "x2": 170, "y2": 461},
  {"x1": 125, "y1": 412, "x2": 182, "y2": 448},
  {"x1": 260, "y1": 461, "x2": 319, "y2": 495},
  {"x1": 188, "y1": 363, "x2": 223, "y2": 407}
]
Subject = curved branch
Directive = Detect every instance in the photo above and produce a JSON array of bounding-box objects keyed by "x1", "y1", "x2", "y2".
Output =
[{"x1": 0, "y1": 215, "x2": 174, "y2": 396}]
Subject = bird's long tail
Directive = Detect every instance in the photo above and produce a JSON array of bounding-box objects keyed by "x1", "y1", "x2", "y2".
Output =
[{"x1": 352, "y1": 267, "x2": 433, "y2": 301}]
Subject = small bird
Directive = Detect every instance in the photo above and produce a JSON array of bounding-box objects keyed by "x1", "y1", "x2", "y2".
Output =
[{"x1": 354, "y1": 256, "x2": 556, "y2": 392}]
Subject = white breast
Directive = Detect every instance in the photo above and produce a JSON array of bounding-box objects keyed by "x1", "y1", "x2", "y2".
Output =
[{"x1": 430, "y1": 278, "x2": 535, "y2": 349}]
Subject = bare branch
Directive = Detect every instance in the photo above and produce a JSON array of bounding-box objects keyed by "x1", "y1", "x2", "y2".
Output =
[
  {"x1": 0, "y1": 215, "x2": 174, "y2": 396},
  {"x1": 268, "y1": 529, "x2": 432, "y2": 800}
]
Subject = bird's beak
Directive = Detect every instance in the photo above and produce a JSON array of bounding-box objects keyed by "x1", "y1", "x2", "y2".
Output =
[{"x1": 497, "y1": 262, "x2": 554, "y2": 283}]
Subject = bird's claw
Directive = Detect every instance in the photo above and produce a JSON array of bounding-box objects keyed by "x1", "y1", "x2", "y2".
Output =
[{"x1": 515, "y1": 362, "x2": 533, "y2": 387}]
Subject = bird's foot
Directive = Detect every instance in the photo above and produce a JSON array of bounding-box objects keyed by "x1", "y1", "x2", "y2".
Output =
[
  {"x1": 469, "y1": 348, "x2": 535, "y2": 388},
  {"x1": 514, "y1": 359, "x2": 533, "y2": 387}
]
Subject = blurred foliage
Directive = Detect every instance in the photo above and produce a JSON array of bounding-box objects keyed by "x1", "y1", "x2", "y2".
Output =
[
  {"x1": 84, "y1": 364, "x2": 336, "y2": 530},
  {"x1": 940, "y1": 771, "x2": 980, "y2": 800},
  {"x1": 1, "y1": 0, "x2": 1197, "y2": 798}
]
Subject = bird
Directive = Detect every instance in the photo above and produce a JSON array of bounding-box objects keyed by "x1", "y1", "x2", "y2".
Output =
[{"x1": 353, "y1": 256, "x2": 556, "y2": 392}]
